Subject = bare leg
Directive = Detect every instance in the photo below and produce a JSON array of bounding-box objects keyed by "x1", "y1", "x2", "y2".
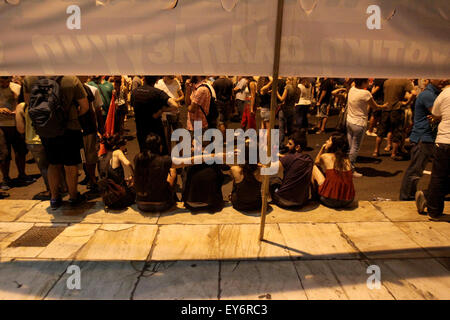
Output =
[
  {"x1": 85, "y1": 163, "x2": 97, "y2": 185},
  {"x1": 0, "y1": 159, "x2": 10, "y2": 180},
  {"x1": 14, "y1": 153, "x2": 26, "y2": 177},
  {"x1": 64, "y1": 165, "x2": 79, "y2": 199},
  {"x1": 384, "y1": 132, "x2": 392, "y2": 151},
  {"x1": 374, "y1": 136, "x2": 383, "y2": 155},
  {"x1": 48, "y1": 164, "x2": 62, "y2": 199}
]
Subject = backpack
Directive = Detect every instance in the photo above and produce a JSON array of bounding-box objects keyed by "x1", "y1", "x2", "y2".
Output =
[
  {"x1": 28, "y1": 76, "x2": 67, "y2": 138},
  {"x1": 97, "y1": 152, "x2": 135, "y2": 209},
  {"x1": 198, "y1": 83, "x2": 218, "y2": 128}
]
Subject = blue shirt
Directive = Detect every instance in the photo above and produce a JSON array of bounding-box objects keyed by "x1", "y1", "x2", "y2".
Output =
[{"x1": 409, "y1": 84, "x2": 440, "y2": 143}]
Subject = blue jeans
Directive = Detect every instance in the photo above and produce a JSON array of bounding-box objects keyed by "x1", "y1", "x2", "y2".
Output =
[{"x1": 346, "y1": 122, "x2": 366, "y2": 167}]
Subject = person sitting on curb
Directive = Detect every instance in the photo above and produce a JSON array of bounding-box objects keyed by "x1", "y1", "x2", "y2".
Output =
[
  {"x1": 269, "y1": 130, "x2": 313, "y2": 209},
  {"x1": 312, "y1": 132, "x2": 355, "y2": 209}
]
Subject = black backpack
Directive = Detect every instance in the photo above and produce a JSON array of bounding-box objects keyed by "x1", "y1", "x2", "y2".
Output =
[
  {"x1": 198, "y1": 83, "x2": 218, "y2": 128},
  {"x1": 28, "y1": 77, "x2": 67, "y2": 138}
]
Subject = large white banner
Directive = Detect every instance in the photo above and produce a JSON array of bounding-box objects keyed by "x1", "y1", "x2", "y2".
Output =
[{"x1": 0, "y1": 0, "x2": 449, "y2": 77}]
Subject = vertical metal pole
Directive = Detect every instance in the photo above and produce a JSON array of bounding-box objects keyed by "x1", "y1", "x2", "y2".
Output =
[{"x1": 259, "y1": 0, "x2": 284, "y2": 241}]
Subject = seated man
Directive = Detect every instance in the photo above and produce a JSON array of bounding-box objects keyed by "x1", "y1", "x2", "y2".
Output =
[{"x1": 269, "y1": 130, "x2": 314, "y2": 208}]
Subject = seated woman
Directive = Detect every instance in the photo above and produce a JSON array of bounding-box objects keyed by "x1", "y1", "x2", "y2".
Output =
[
  {"x1": 98, "y1": 134, "x2": 135, "y2": 209},
  {"x1": 229, "y1": 142, "x2": 262, "y2": 212},
  {"x1": 134, "y1": 133, "x2": 228, "y2": 213},
  {"x1": 134, "y1": 134, "x2": 178, "y2": 212},
  {"x1": 312, "y1": 132, "x2": 355, "y2": 208}
]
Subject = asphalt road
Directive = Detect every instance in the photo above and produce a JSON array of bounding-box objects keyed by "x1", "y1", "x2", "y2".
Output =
[{"x1": 2, "y1": 109, "x2": 433, "y2": 202}]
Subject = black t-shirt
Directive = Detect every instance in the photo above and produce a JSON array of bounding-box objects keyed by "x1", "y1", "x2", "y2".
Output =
[
  {"x1": 319, "y1": 78, "x2": 334, "y2": 104},
  {"x1": 276, "y1": 152, "x2": 313, "y2": 205},
  {"x1": 131, "y1": 84, "x2": 170, "y2": 131},
  {"x1": 213, "y1": 78, "x2": 233, "y2": 103},
  {"x1": 78, "y1": 84, "x2": 98, "y2": 136},
  {"x1": 134, "y1": 154, "x2": 173, "y2": 202}
]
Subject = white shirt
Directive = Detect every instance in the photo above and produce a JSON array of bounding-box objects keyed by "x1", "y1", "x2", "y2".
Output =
[
  {"x1": 432, "y1": 87, "x2": 450, "y2": 144},
  {"x1": 235, "y1": 78, "x2": 248, "y2": 101},
  {"x1": 346, "y1": 87, "x2": 372, "y2": 127},
  {"x1": 155, "y1": 78, "x2": 181, "y2": 99},
  {"x1": 85, "y1": 83, "x2": 104, "y2": 112},
  {"x1": 297, "y1": 83, "x2": 313, "y2": 105}
]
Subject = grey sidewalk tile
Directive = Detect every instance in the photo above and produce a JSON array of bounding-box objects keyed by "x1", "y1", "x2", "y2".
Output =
[
  {"x1": 370, "y1": 201, "x2": 447, "y2": 222},
  {"x1": 133, "y1": 261, "x2": 219, "y2": 300},
  {"x1": 373, "y1": 258, "x2": 450, "y2": 300},
  {"x1": 279, "y1": 223, "x2": 359, "y2": 259},
  {"x1": 0, "y1": 259, "x2": 71, "y2": 300},
  {"x1": 75, "y1": 224, "x2": 157, "y2": 261},
  {"x1": 220, "y1": 260, "x2": 307, "y2": 300},
  {"x1": 150, "y1": 225, "x2": 220, "y2": 261},
  {"x1": 45, "y1": 261, "x2": 144, "y2": 300},
  {"x1": 337, "y1": 222, "x2": 430, "y2": 259},
  {"x1": 0, "y1": 200, "x2": 40, "y2": 222}
]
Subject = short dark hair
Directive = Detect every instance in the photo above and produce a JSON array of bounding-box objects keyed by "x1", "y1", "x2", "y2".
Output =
[
  {"x1": 354, "y1": 78, "x2": 369, "y2": 88},
  {"x1": 145, "y1": 133, "x2": 163, "y2": 155},
  {"x1": 144, "y1": 76, "x2": 160, "y2": 86},
  {"x1": 289, "y1": 129, "x2": 307, "y2": 150}
]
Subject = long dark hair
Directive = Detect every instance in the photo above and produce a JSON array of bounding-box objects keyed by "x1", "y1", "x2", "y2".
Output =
[
  {"x1": 102, "y1": 134, "x2": 126, "y2": 151},
  {"x1": 134, "y1": 133, "x2": 163, "y2": 193},
  {"x1": 240, "y1": 141, "x2": 258, "y2": 179},
  {"x1": 256, "y1": 76, "x2": 270, "y2": 94},
  {"x1": 327, "y1": 132, "x2": 350, "y2": 172}
]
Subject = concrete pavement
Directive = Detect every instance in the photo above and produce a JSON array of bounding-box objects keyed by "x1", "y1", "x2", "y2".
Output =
[{"x1": 0, "y1": 199, "x2": 449, "y2": 300}]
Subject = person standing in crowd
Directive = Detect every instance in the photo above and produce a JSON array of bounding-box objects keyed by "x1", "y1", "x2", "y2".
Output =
[
  {"x1": 373, "y1": 78, "x2": 416, "y2": 160},
  {"x1": 400, "y1": 80, "x2": 443, "y2": 201},
  {"x1": 416, "y1": 80, "x2": 450, "y2": 219},
  {"x1": 296, "y1": 77, "x2": 313, "y2": 131},
  {"x1": 366, "y1": 78, "x2": 386, "y2": 136},
  {"x1": 241, "y1": 77, "x2": 258, "y2": 131},
  {"x1": 346, "y1": 78, "x2": 387, "y2": 177},
  {"x1": 23, "y1": 76, "x2": 89, "y2": 209},
  {"x1": 77, "y1": 76, "x2": 105, "y2": 192},
  {"x1": 233, "y1": 76, "x2": 248, "y2": 120},
  {"x1": 269, "y1": 130, "x2": 313, "y2": 208},
  {"x1": 111, "y1": 76, "x2": 129, "y2": 136},
  {"x1": 88, "y1": 76, "x2": 114, "y2": 123},
  {"x1": 277, "y1": 77, "x2": 297, "y2": 153},
  {"x1": 312, "y1": 132, "x2": 355, "y2": 208},
  {"x1": 257, "y1": 76, "x2": 272, "y2": 130},
  {"x1": 131, "y1": 76, "x2": 179, "y2": 154},
  {"x1": 155, "y1": 75, "x2": 185, "y2": 135},
  {"x1": 212, "y1": 76, "x2": 233, "y2": 125},
  {"x1": 132, "y1": 76, "x2": 142, "y2": 91},
  {"x1": 0, "y1": 76, "x2": 33, "y2": 190},
  {"x1": 316, "y1": 77, "x2": 334, "y2": 134},
  {"x1": 185, "y1": 76, "x2": 212, "y2": 143}
]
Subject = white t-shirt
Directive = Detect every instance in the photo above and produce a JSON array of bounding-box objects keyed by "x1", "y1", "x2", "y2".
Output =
[
  {"x1": 346, "y1": 87, "x2": 372, "y2": 127},
  {"x1": 155, "y1": 78, "x2": 181, "y2": 99},
  {"x1": 235, "y1": 78, "x2": 248, "y2": 101},
  {"x1": 297, "y1": 83, "x2": 313, "y2": 105},
  {"x1": 85, "y1": 83, "x2": 104, "y2": 112},
  {"x1": 432, "y1": 87, "x2": 450, "y2": 144}
]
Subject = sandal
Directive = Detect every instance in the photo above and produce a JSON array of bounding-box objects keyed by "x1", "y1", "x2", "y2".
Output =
[{"x1": 384, "y1": 145, "x2": 392, "y2": 152}]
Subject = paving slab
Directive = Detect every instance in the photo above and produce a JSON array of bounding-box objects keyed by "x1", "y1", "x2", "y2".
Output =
[
  {"x1": 75, "y1": 224, "x2": 157, "y2": 261},
  {"x1": 133, "y1": 261, "x2": 219, "y2": 300},
  {"x1": 370, "y1": 201, "x2": 449, "y2": 222},
  {"x1": 0, "y1": 260, "x2": 71, "y2": 300},
  {"x1": 0, "y1": 200, "x2": 40, "y2": 222},
  {"x1": 337, "y1": 222, "x2": 430, "y2": 259},
  {"x1": 220, "y1": 261, "x2": 307, "y2": 300},
  {"x1": 394, "y1": 222, "x2": 450, "y2": 258},
  {"x1": 38, "y1": 224, "x2": 101, "y2": 259},
  {"x1": 265, "y1": 201, "x2": 388, "y2": 224},
  {"x1": 82, "y1": 204, "x2": 160, "y2": 225},
  {"x1": 150, "y1": 225, "x2": 220, "y2": 261},
  {"x1": 0, "y1": 222, "x2": 35, "y2": 254},
  {"x1": 45, "y1": 261, "x2": 144, "y2": 300},
  {"x1": 374, "y1": 259, "x2": 450, "y2": 300},
  {"x1": 279, "y1": 223, "x2": 359, "y2": 259},
  {"x1": 219, "y1": 224, "x2": 290, "y2": 260},
  {"x1": 158, "y1": 203, "x2": 260, "y2": 225},
  {"x1": 293, "y1": 260, "x2": 348, "y2": 299},
  {"x1": 325, "y1": 260, "x2": 394, "y2": 299}
]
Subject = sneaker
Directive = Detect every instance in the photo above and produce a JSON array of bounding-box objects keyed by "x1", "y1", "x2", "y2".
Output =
[
  {"x1": 69, "y1": 192, "x2": 87, "y2": 207},
  {"x1": 50, "y1": 197, "x2": 63, "y2": 210},
  {"x1": 353, "y1": 171, "x2": 363, "y2": 178},
  {"x1": 415, "y1": 191, "x2": 426, "y2": 214},
  {"x1": 1, "y1": 178, "x2": 12, "y2": 190}
]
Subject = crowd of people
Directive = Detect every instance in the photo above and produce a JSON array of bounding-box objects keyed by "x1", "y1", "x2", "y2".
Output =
[{"x1": 0, "y1": 75, "x2": 448, "y2": 219}]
